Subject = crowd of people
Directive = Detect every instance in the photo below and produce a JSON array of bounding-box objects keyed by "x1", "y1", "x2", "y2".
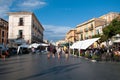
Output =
[
  {"x1": 72, "y1": 47, "x2": 120, "y2": 62},
  {"x1": 1, "y1": 43, "x2": 120, "y2": 62},
  {"x1": 47, "y1": 44, "x2": 69, "y2": 60}
]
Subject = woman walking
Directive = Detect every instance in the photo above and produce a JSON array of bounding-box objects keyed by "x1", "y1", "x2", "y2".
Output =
[
  {"x1": 52, "y1": 46, "x2": 56, "y2": 58},
  {"x1": 57, "y1": 44, "x2": 62, "y2": 59},
  {"x1": 64, "y1": 46, "x2": 69, "y2": 60}
]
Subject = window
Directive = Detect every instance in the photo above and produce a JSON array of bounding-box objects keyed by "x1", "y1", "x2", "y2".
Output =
[
  {"x1": 96, "y1": 29, "x2": 100, "y2": 35},
  {"x1": 1, "y1": 31, "x2": 4, "y2": 43},
  {"x1": 19, "y1": 18, "x2": 24, "y2": 26},
  {"x1": 18, "y1": 30, "x2": 23, "y2": 38},
  {"x1": 81, "y1": 34, "x2": 83, "y2": 40},
  {"x1": 2, "y1": 39, "x2": 4, "y2": 43},
  {"x1": 2, "y1": 31, "x2": 4, "y2": 37}
]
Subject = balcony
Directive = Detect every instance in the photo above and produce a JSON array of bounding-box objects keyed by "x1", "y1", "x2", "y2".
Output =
[
  {"x1": 84, "y1": 28, "x2": 88, "y2": 32},
  {"x1": 0, "y1": 23, "x2": 3, "y2": 27},
  {"x1": 0, "y1": 23, "x2": 6, "y2": 28},
  {"x1": 89, "y1": 26, "x2": 93, "y2": 31},
  {"x1": 17, "y1": 35, "x2": 24, "y2": 39},
  {"x1": 76, "y1": 30, "x2": 83, "y2": 34},
  {"x1": 18, "y1": 22, "x2": 24, "y2": 26}
]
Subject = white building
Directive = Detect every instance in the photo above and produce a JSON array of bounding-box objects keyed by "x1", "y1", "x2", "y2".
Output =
[{"x1": 8, "y1": 11, "x2": 44, "y2": 45}]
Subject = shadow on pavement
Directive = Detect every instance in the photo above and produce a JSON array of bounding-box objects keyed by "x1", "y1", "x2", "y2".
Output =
[
  {"x1": 19, "y1": 63, "x2": 81, "y2": 80},
  {"x1": 0, "y1": 68, "x2": 24, "y2": 75}
]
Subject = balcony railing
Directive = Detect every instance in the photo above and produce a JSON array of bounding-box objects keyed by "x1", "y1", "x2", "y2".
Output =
[
  {"x1": 17, "y1": 35, "x2": 24, "y2": 39},
  {"x1": 84, "y1": 28, "x2": 88, "y2": 32},
  {"x1": 89, "y1": 26, "x2": 93, "y2": 31},
  {"x1": 18, "y1": 22, "x2": 24, "y2": 26},
  {"x1": 76, "y1": 30, "x2": 83, "y2": 34}
]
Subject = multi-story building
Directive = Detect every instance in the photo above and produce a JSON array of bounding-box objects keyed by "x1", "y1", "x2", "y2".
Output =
[
  {"x1": 8, "y1": 11, "x2": 44, "y2": 45},
  {"x1": 66, "y1": 29, "x2": 76, "y2": 43},
  {"x1": 66, "y1": 12, "x2": 119, "y2": 42},
  {"x1": 76, "y1": 18, "x2": 106, "y2": 41},
  {"x1": 99, "y1": 12, "x2": 119, "y2": 25},
  {"x1": 56, "y1": 39, "x2": 66, "y2": 46},
  {"x1": 0, "y1": 18, "x2": 8, "y2": 45}
]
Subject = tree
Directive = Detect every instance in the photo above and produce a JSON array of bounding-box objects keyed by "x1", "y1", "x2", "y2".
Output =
[
  {"x1": 102, "y1": 15, "x2": 120, "y2": 40},
  {"x1": 92, "y1": 15, "x2": 120, "y2": 43}
]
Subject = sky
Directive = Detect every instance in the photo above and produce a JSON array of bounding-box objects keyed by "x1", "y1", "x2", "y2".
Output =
[{"x1": 0, "y1": 0, "x2": 120, "y2": 42}]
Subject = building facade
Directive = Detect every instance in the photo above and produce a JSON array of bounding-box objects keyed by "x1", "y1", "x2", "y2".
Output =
[
  {"x1": 8, "y1": 12, "x2": 44, "y2": 45},
  {"x1": 66, "y1": 29, "x2": 76, "y2": 43},
  {"x1": 99, "y1": 12, "x2": 119, "y2": 25},
  {"x1": 65, "y1": 12, "x2": 119, "y2": 42},
  {"x1": 56, "y1": 39, "x2": 66, "y2": 46},
  {"x1": 76, "y1": 18, "x2": 106, "y2": 41},
  {"x1": 0, "y1": 18, "x2": 8, "y2": 45}
]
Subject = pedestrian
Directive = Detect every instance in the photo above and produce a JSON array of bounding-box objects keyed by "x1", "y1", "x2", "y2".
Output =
[
  {"x1": 52, "y1": 46, "x2": 56, "y2": 58},
  {"x1": 64, "y1": 46, "x2": 69, "y2": 60},
  {"x1": 0, "y1": 49, "x2": 5, "y2": 59},
  {"x1": 47, "y1": 44, "x2": 53, "y2": 59},
  {"x1": 57, "y1": 44, "x2": 62, "y2": 59},
  {"x1": 47, "y1": 45, "x2": 51, "y2": 59},
  {"x1": 31, "y1": 47, "x2": 35, "y2": 54}
]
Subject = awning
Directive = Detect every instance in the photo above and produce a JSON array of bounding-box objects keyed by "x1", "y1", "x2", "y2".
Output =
[
  {"x1": 39, "y1": 43, "x2": 49, "y2": 46},
  {"x1": 29, "y1": 43, "x2": 49, "y2": 48},
  {"x1": 113, "y1": 39, "x2": 120, "y2": 43},
  {"x1": 29, "y1": 43, "x2": 40, "y2": 48},
  {"x1": 19, "y1": 44, "x2": 29, "y2": 48},
  {"x1": 70, "y1": 41, "x2": 84, "y2": 49},
  {"x1": 70, "y1": 38, "x2": 100, "y2": 49},
  {"x1": 17, "y1": 44, "x2": 30, "y2": 54}
]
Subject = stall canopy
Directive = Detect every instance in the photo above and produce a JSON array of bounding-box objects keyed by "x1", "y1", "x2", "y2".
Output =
[
  {"x1": 70, "y1": 38, "x2": 100, "y2": 49},
  {"x1": 17, "y1": 44, "x2": 30, "y2": 54},
  {"x1": 113, "y1": 39, "x2": 120, "y2": 43},
  {"x1": 29, "y1": 43, "x2": 49, "y2": 48},
  {"x1": 39, "y1": 43, "x2": 49, "y2": 46},
  {"x1": 29, "y1": 43, "x2": 40, "y2": 48}
]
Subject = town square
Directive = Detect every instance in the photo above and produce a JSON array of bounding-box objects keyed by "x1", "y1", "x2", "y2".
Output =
[{"x1": 0, "y1": 0, "x2": 120, "y2": 80}]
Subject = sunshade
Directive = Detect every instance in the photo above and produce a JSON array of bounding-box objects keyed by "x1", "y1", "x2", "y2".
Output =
[{"x1": 70, "y1": 38, "x2": 100, "y2": 49}]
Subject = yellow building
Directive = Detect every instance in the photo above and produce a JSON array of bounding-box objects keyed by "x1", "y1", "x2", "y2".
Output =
[
  {"x1": 76, "y1": 18, "x2": 106, "y2": 41},
  {"x1": 66, "y1": 29, "x2": 76, "y2": 43},
  {"x1": 66, "y1": 12, "x2": 119, "y2": 42},
  {"x1": 76, "y1": 12, "x2": 119, "y2": 41},
  {"x1": 99, "y1": 12, "x2": 119, "y2": 25},
  {"x1": 56, "y1": 39, "x2": 66, "y2": 46}
]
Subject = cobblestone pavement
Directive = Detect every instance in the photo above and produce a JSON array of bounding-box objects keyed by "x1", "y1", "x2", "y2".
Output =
[{"x1": 0, "y1": 53, "x2": 120, "y2": 80}]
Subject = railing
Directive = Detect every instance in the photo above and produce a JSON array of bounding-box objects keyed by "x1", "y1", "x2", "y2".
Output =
[
  {"x1": 18, "y1": 22, "x2": 24, "y2": 26},
  {"x1": 84, "y1": 28, "x2": 88, "y2": 32},
  {"x1": 76, "y1": 30, "x2": 83, "y2": 34},
  {"x1": 17, "y1": 35, "x2": 24, "y2": 39},
  {"x1": 89, "y1": 26, "x2": 93, "y2": 31}
]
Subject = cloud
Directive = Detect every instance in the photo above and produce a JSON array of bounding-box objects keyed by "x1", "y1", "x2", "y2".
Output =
[
  {"x1": 0, "y1": 0, "x2": 13, "y2": 18},
  {"x1": 0, "y1": 0, "x2": 46, "y2": 18},
  {"x1": 0, "y1": 0, "x2": 71, "y2": 42},
  {"x1": 0, "y1": 5, "x2": 9, "y2": 17},
  {"x1": 17, "y1": 0, "x2": 46, "y2": 11},
  {"x1": 43, "y1": 25, "x2": 72, "y2": 42},
  {"x1": 22, "y1": 0, "x2": 46, "y2": 7}
]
